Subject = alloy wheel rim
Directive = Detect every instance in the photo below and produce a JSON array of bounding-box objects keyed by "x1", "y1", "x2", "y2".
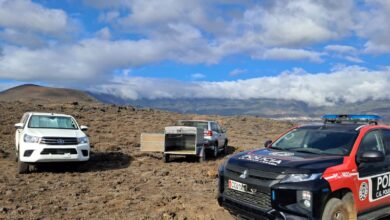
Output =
[{"x1": 334, "y1": 210, "x2": 345, "y2": 220}]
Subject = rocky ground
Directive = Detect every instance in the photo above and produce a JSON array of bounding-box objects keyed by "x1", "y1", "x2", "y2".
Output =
[{"x1": 0, "y1": 101, "x2": 293, "y2": 220}]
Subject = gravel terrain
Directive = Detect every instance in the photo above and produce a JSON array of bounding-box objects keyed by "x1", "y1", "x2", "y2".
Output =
[{"x1": 0, "y1": 102, "x2": 293, "y2": 220}]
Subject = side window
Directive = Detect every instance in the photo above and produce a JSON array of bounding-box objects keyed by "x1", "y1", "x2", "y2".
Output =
[
  {"x1": 211, "y1": 123, "x2": 219, "y2": 132},
  {"x1": 215, "y1": 123, "x2": 222, "y2": 133},
  {"x1": 357, "y1": 130, "x2": 385, "y2": 156},
  {"x1": 383, "y1": 130, "x2": 390, "y2": 155}
]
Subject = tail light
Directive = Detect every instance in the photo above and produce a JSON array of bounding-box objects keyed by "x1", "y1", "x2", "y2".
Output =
[{"x1": 204, "y1": 130, "x2": 213, "y2": 136}]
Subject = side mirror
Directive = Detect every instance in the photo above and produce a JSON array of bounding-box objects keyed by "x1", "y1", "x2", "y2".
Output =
[
  {"x1": 15, "y1": 123, "x2": 24, "y2": 129},
  {"x1": 80, "y1": 125, "x2": 88, "y2": 131},
  {"x1": 222, "y1": 128, "x2": 227, "y2": 133},
  {"x1": 264, "y1": 140, "x2": 272, "y2": 148},
  {"x1": 359, "y1": 151, "x2": 385, "y2": 163}
]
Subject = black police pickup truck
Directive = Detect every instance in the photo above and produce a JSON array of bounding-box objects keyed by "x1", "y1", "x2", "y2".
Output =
[{"x1": 217, "y1": 115, "x2": 390, "y2": 220}]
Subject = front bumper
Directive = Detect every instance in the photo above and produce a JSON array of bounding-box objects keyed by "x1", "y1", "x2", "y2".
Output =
[
  {"x1": 19, "y1": 143, "x2": 90, "y2": 162},
  {"x1": 217, "y1": 166, "x2": 330, "y2": 220},
  {"x1": 218, "y1": 194, "x2": 280, "y2": 220}
]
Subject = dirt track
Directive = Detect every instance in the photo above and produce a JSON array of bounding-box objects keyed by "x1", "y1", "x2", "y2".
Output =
[{"x1": 0, "y1": 102, "x2": 292, "y2": 220}]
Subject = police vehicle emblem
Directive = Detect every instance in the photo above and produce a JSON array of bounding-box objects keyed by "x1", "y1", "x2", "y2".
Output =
[
  {"x1": 359, "y1": 182, "x2": 368, "y2": 201},
  {"x1": 240, "y1": 170, "x2": 249, "y2": 179}
]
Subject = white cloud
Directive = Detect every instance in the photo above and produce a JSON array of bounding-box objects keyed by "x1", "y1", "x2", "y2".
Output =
[
  {"x1": 0, "y1": 28, "x2": 46, "y2": 48},
  {"x1": 356, "y1": 0, "x2": 390, "y2": 53},
  {"x1": 344, "y1": 56, "x2": 363, "y2": 63},
  {"x1": 96, "y1": 27, "x2": 111, "y2": 40},
  {"x1": 98, "y1": 11, "x2": 120, "y2": 23},
  {"x1": 229, "y1": 68, "x2": 247, "y2": 77},
  {"x1": 191, "y1": 73, "x2": 206, "y2": 80},
  {"x1": 325, "y1": 45, "x2": 357, "y2": 54},
  {"x1": 324, "y1": 44, "x2": 363, "y2": 63},
  {"x1": 236, "y1": 0, "x2": 355, "y2": 47},
  {"x1": 258, "y1": 48, "x2": 323, "y2": 62},
  {"x1": 0, "y1": 39, "x2": 172, "y2": 82},
  {"x1": 92, "y1": 66, "x2": 390, "y2": 106},
  {"x1": 0, "y1": 0, "x2": 68, "y2": 34}
]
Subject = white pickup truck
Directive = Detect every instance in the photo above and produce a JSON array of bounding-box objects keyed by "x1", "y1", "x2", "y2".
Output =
[{"x1": 15, "y1": 112, "x2": 90, "y2": 174}]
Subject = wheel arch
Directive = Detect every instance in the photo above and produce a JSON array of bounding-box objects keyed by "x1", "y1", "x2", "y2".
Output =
[{"x1": 321, "y1": 187, "x2": 356, "y2": 218}]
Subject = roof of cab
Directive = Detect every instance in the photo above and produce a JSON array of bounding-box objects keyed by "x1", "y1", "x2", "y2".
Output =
[
  {"x1": 178, "y1": 120, "x2": 214, "y2": 123},
  {"x1": 299, "y1": 123, "x2": 369, "y2": 132},
  {"x1": 27, "y1": 112, "x2": 73, "y2": 117}
]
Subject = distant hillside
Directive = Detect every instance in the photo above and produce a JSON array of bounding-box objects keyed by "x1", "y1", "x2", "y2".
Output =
[
  {"x1": 91, "y1": 93, "x2": 390, "y2": 122},
  {"x1": 0, "y1": 84, "x2": 97, "y2": 103}
]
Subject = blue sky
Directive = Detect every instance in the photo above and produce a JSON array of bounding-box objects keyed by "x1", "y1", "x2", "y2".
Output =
[{"x1": 0, "y1": 0, "x2": 389, "y2": 106}]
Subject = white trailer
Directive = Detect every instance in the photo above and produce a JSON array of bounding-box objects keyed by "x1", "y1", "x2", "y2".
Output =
[{"x1": 140, "y1": 126, "x2": 206, "y2": 162}]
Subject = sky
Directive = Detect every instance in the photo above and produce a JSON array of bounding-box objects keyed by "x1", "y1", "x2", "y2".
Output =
[{"x1": 0, "y1": 0, "x2": 389, "y2": 106}]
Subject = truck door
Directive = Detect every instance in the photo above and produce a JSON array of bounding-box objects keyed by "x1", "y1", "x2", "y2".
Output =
[
  {"x1": 15, "y1": 113, "x2": 29, "y2": 152},
  {"x1": 356, "y1": 129, "x2": 389, "y2": 212},
  {"x1": 216, "y1": 122, "x2": 226, "y2": 147}
]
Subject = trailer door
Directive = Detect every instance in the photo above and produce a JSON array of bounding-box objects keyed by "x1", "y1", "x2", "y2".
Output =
[{"x1": 140, "y1": 133, "x2": 165, "y2": 152}]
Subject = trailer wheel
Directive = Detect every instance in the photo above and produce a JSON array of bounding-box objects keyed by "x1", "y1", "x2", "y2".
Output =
[
  {"x1": 321, "y1": 197, "x2": 350, "y2": 220},
  {"x1": 163, "y1": 154, "x2": 170, "y2": 163}
]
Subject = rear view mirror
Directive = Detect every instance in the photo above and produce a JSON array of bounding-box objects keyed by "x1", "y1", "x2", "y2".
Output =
[
  {"x1": 15, "y1": 123, "x2": 24, "y2": 129},
  {"x1": 359, "y1": 151, "x2": 385, "y2": 163},
  {"x1": 264, "y1": 140, "x2": 272, "y2": 148},
  {"x1": 80, "y1": 125, "x2": 88, "y2": 131}
]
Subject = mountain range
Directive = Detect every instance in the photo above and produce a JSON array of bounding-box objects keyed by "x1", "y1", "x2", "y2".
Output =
[{"x1": 1, "y1": 84, "x2": 389, "y2": 122}]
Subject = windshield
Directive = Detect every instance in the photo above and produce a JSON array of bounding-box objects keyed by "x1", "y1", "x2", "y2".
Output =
[
  {"x1": 28, "y1": 115, "x2": 78, "y2": 129},
  {"x1": 271, "y1": 128, "x2": 358, "y2": 156},
  {"x1": 177, "y1": 121, "x2": 208, "y2": 130}
]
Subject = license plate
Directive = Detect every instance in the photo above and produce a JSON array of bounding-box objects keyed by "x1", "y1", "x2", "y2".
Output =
[{"x1": 228, "y1": 179, "x2": 247, "y2": 192}]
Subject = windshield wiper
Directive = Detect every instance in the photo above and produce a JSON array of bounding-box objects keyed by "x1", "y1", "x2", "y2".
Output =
[
  {"x1": 290, "y1": 147, "x2": 322, "y2": 155},
  {"x1": 268, "y1": 146, "x2": 286, "y2": 151}
]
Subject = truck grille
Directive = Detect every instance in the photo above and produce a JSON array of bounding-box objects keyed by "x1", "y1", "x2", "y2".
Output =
[
  {"x1": 41, "y1": 148, "x2": 78, "y2": 155},
  {"x1": 40, "y1": 137, "x2": 78, "y2": 145},
  {"x1": 224, "y1": 181, "x2": 272, "y2": 210}
]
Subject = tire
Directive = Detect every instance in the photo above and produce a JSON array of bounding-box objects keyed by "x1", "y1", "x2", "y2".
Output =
[
  {"x1": 213, "y1": 145, "x2": 218, "y2": 158},
  {"x1": 15, "y1": 150, "x2": 19, "y2": 162},
  {"x1": 223, "y1": 140, "x2": 228, "y2": 155},
  {"x1": 321, "y1": 197, "x2": 351, "y2": 220},
  {"x1": 199, "y1": 151, "x2": 206, "y2": 163},
  {"x1": 163, "y1": 154, "x2": 170, "y2": 163},
  {"x1": 342, "y1": 193, "x2": 357, "y2": 220},
  {"x1": 17, "y1": 151, "x2": 29, "y2": 174}
]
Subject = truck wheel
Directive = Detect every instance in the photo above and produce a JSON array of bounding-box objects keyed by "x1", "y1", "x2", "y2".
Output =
[
  {"x1": 199, "y1": 151, "x2": 206, "y2": 162},
  {"x1": 342, "y1": 193, "x2": 357, "y2": 220},
  {"x1": 321, "y1": 198, "x2": 350, "y2": 220},
  {"x1": 15, "y1": 150, "x2": 19, "y2": 162},
  {"x1": 223, "y1": 141, "x2": 228, "y2": 155},
  {"x1": 17, "y1": 151, "x2": 29, "y2": 174},
  {"x1": 213, "y1": 145, "x2": 218, "y2": 158},
  {"x1": 163, "y1": 154, "x2": 170, "y2": 163}
]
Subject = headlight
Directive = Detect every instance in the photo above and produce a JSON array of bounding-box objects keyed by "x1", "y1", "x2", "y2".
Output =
[
  {"x1": 24, "y1": 134, "x2": 40, "y2": 143},
  {"x1": 78, "y1": 136, "x2": 89, "y2": 144},
  {"x1": 297, "y1": 190, "x2": 312, "y2": 210},
  {"x1": 280, "y1": 173, "x2": 322, "y2": 183}
]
